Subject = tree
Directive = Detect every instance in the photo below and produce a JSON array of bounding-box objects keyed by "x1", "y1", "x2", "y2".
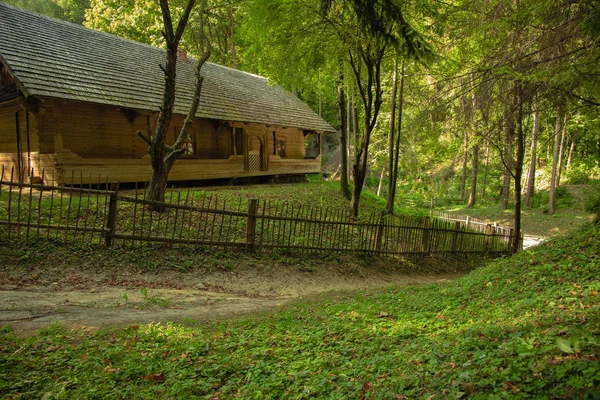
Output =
[
  {"x1": 387, "y1": 58, "x2": 406, "y2": 215},
  {"x1": 524, "y1": 96, "x2": 539, "y2": 207},
  {"x1": 135, "y1": 0, "x2": 211, "y2": 205},
  {"x1": 548, "y1": 103, "x2": 563, "y2": 214},
  {"x1": 467, "y1": 145, "x2": 478, "y2": 208},
  {"x1": 4, "y1": 0, "x2": 89, "y2": 23},
  {"x1": 337, "y1": 72, "x2": 351, "y2": 199},
  {"x1": 320, "y1": 0, "x2": 430, "y2": 217},
  {"x1": 384, "y1": 53, "x2": 399, "y2": 211}
]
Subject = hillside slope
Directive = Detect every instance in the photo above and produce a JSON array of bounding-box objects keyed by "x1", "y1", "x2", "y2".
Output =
[{"x1": 1, "y1": 221, "x2": 599, "y2": 398}]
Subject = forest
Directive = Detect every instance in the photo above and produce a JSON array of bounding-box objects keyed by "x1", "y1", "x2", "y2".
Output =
[
  {"x1": 1, "y1": 1, "x2": 600, "y2": 397},
  {"x1": 7, "y1": 0, "x2": 599, "y2": 254}
]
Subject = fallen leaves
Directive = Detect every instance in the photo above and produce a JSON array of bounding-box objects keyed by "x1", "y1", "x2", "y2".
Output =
[{"x1": 144, "y1": 373, "x2": 166, "y2": 383}]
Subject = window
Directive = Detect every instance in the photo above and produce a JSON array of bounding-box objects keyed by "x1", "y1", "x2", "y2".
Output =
[
  {"x1": 277, "y1": 138, "x2": 286, "y2": 158},
  {"x1": 233, "y1": 127, "x2": 244, "y2": 155},
  {"x1": 174, "y1": 126, "x2": 195, "y2": 157}
]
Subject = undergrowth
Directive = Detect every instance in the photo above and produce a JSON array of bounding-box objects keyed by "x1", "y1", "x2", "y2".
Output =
[{"x1": 1, "y1": 221, "x2": 599, "y2": 398}]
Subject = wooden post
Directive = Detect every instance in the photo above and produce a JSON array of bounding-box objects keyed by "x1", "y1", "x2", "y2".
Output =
[
  {"x1": 451, "y1": 221, "x2": 461, "y2": 252},
  {"x1": 465, "y1": 215, "x2": 470, "y2": 230},
  {"x1": 246, "y1": 199, "x2": 258, "y2": 252},
  {"x1": 484, "y1": 224, "x2": 493, "y2": 253},
  {"x1": 508, "y1": 228, "x2": 514, "y2": 254},
  {"x1": 104, "y1": 181, "x2": 119, "y2": 247},
  {"x1": 375, "y1": 211, "x2": 386, "y2": 256},
  {"x1": 421, "y1": 216, "x2": 431, "y2": 254}
]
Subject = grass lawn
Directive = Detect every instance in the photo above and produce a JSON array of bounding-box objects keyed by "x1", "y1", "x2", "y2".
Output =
[
  {"x1": 2, "y1": 219, "x2": 599, "y2": 398},
  {"x1": 438, "y1": 185, "x2": 597, "y2": 238}
]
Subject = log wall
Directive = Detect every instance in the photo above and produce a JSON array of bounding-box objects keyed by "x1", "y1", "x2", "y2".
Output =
[
  {"x1": 1, "y1": 98, "x2": 322, "y2": 184},
  {"x1": 0, "y1": 102, "x2": 47, "y2": 181}
]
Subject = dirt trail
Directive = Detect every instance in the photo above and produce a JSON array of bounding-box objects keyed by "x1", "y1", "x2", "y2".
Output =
[
  {"x1": 0, "y1": 259, "x2": 465, "y2": 335},
  {"x1": 0, "y1": 288, "x2": 283, "y2": 333}
]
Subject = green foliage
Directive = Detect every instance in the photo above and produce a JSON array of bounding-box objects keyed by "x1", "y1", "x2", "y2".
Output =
[
  {"x1": 3, "y1": 0, "x2": 89, "y2": 23},
  {"x1": 84, "y1": 0, "x2": 166, "y2": 48},
  {"x1": 564, "y1": 163, "x2": 600, "y2": 185},
  {"x1": 1, "y1": 223, "x2": 599, "y2": 398},
  {"x1": 530, "y1": 186, "x2": 572, "y2": 211},
  {"x1": 584, "y1": 186, "x2": 600, "y2": 215}
]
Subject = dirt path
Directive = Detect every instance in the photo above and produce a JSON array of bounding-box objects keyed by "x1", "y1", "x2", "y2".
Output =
[
  {"x1": 0, "y1": 256, "x2": 467, "y2": 335},
  {"x1": 0, "y1": 288, "x2": 284, "y2": 333},
  {"x1": 523, "y1": 234, "x2": 546, "y2": 249}
]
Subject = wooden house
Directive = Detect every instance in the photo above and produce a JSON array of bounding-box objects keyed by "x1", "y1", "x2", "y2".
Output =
[{"x1": 0, "y1": 2, "x2": 335, "y2": 185}]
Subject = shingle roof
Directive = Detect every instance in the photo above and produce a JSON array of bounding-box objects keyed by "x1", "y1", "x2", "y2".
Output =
[{"x1": 0, "y1": 2, "x2": 335, "y2": 132}]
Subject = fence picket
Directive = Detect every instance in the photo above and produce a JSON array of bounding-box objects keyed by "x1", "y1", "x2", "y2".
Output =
[
  {"x1": 0, "y1": 171, "x2": 513, "y2": 257},
  {"x1": 36, "y1": 169, "x2": 45, "y2": 239}
]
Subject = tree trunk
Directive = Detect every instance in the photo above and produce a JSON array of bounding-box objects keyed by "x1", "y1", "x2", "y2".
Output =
[
  {"x1": 566, "y1": 129, "x2": 577, "y2": 169},
  {"x1": 556, "y1": 115, "x2": 568, "y2": 187},
  {"x1": 377, "y1": 167, "x2": 386, "y2": 197},
  {"x1": 385, "y1": 54, "x2": 398, "y2": 212},
  {"x1": 467, "y1": 145, "x2": 479, "y2": 208},
  {"x1": 389, "y1": 60, "x2": 405, "y2": 215},
  {"x1": 143, "y1": 0, "x2": 210, "y2": 208},
  {"x1": 351, "y1": 148, "x2": 367, "y2": 217},
  {"x1": 481, "y1": 140, "x2": 489, "y2": 199},
  {"x1": 460, "y1": 131, "x2": 469, "y2": 201},
  {"x1": 525, "y1": 101, "x2": 539, "y2": 207},
  {"x1": 502, "y1": 139, "x2": 512, "y2": 210},
  {"x1": 352, "y1": 102, "x2": 359, "y2": 151},
  {"x1": 512, "y1": 85, "x2": 525, "y2": 254},
  {"x1": 347, "y1": 44, "x2": 385, "y2": 218},
  {"x1": 502, "y1": 101, "x2": 514, "y2": 211},
  {"x1": 347, "y1": 93, "x2": 352, "y2": 180},
  {"x1": 549, "y1": 105, "x2": 562, "y2": 214},
  {"x1": 148, "y1": 156, "x2": 169, "y2": 203},
  {"x1": 337, "y1": 73, "x2": 350, "y2": 199}
]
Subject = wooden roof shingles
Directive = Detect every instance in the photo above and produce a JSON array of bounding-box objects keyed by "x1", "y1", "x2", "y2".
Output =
[{"x1": 0, "y1": 2, "x2": 335, "y2": 132}]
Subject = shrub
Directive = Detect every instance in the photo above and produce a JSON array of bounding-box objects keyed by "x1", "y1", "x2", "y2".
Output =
[
  {"x1": 584, "y1": 186, "x2": 600, "y2": 215},
  {"x1": 530, "y1": 186, "x2": 572, "y2": 210},
  {"x1": 564, "y1": 162, "x2": 600, "y2": 185}
]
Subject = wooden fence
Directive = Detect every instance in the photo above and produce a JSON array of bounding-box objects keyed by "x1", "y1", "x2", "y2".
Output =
[
  {"x1": 0, "y1": 171, "x2": 514, "y2": 257},
  {"x1": 431, "y1": 210, "x2": 523, "y2": 251}
]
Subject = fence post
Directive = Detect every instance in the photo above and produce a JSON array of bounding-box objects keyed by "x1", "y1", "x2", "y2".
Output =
[
  {"x1": 508, "y1": 228, "x2": 514, "y2": 253},
  {"x1": 451, "y1": 221, "x2": 461, "y2": 252},
  {"x1": 484, "y1": 224, "x2": 493, "y2": 253},
  {"x1": 246, "y1": 199, "x2": 258, "y2": 252},
  {"x1": 421, "y1": 216, "x2": 431, "y2": 254},
  {"x1": 375, "y1": 211, "x2": 386, "y2": 256},
  {"x1": 465, "y1": 215, "x2": 470, "y2": 230},
  {"x1": 104, "y1": 181, "x2": 119, "y2": 247}
]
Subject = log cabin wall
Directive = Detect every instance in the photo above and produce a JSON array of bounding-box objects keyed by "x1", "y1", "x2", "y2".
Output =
[
  {"x1": 1, "y1": 98, "x2": 321, "y2": 185},
  {"x1": 53, "y1": 100, "x2": 149, "y2": 159},
  {"x1": 52, "y1": 100, "x2": 237, "y2": 161},
  {"x1": 0, "y1": 104, "x2": 21, "y2": 179},
  {"x1": 0, "y1": 102, "x2": 43, "y2": 181}
]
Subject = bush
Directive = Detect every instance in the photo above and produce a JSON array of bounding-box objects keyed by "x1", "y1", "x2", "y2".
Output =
[
  {"x1": 530, "y1": 186, "x2": 572, "y2": 210},
  {"x1": 564, "y1": 162, "x2": 600, "y2": 185},
  {"x1": 584, "y1": 186, "x2": 600, "y2": 215}
]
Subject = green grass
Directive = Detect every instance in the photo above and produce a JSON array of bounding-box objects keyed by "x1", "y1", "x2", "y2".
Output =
[
  {"x1": 158, "y1": 179, "x2": 425, "y2": 219},
  {"x1": 438, "y1": 185, "x2": 596, "y2": 238},
  {"x1": 2, "y1": 220, "x2": 599, "y2": 398}
]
